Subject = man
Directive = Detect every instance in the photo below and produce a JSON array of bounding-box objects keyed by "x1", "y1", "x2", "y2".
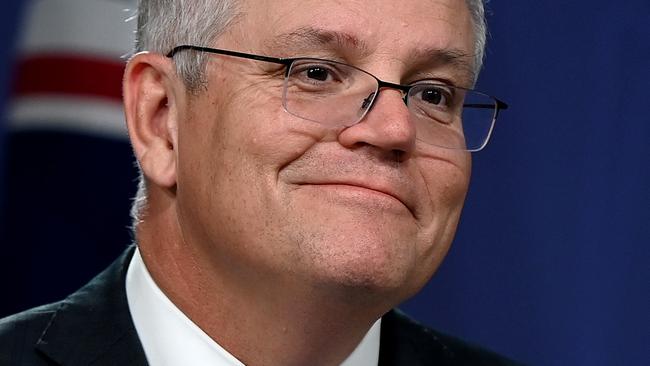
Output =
[{"x1": 0, "y1": 0, "x2": 515, "y2": 365}]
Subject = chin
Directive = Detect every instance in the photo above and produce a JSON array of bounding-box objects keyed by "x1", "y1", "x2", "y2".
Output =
[
  {"x1": 279, "y1": 195, "x2": 441, "y2": 304},
  {"x1": 313, "y1": 268, "x2": 425, "y2": 312},
  {"x1": 299, "y1": 235, "x2": 426, "y2": 306}
]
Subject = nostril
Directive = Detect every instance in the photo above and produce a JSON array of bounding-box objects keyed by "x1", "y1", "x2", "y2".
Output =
[{"x1": 392, "y1": 150, "x2": 406, "y2": 163}]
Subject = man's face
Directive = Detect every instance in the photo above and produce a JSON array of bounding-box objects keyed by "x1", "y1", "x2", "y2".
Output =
[{"x1": 175, "y1": 0, "x2": 474, "y2": 304}]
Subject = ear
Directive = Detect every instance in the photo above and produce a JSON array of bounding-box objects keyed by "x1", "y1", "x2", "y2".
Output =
[{"x1": 123, "y1": 52, "x2": 181, "y2": 189}]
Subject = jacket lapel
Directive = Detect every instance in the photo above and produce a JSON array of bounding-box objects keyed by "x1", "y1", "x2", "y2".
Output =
[
  {"x1": 378, "y1": 309, "x2": 454, "y2": 366},
  {"x1": 35, "y1": 246, "x2": 148, "y2": 365}
]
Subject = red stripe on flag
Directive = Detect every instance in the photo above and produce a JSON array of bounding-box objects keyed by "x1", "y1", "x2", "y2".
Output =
[{"x1": 12, "y1": 55, "x2": 125, "y2": 102}]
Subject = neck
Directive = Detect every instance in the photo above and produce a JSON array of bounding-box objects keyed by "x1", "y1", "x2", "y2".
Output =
[{"x1": 136, "y1": 198, "x2": 385, "y2": 366}]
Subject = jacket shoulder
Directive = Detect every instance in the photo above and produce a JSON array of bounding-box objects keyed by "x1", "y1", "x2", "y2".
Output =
[
  {"x1": 0, "y1": 247, "x2": 147, "y2": 366},
  {"x1": 380, "y1": 309, "x2": 525, "y2": 366},
  {"x1": 0, "y1": 302, "x2": 62, "y2": 365}
]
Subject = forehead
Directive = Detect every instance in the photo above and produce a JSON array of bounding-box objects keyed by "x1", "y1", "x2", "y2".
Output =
[{"x1": 232, "y1": 0, "x2": 475, "y2": 69}]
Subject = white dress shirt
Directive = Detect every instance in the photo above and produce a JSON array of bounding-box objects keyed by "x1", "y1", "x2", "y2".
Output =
[{"x1": 126, "y1": 247, "x2": 381, "y2": 366}]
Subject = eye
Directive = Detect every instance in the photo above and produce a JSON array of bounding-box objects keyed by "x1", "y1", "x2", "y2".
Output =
[
  {"x1": 306, "y1": 66, "x2": 331, "y2": 82},
  {"x1": 289, "y1": 60, "x2": 347, "y2": 87},
  {"x1": 413, "y1": 85, "x2": 453, "y2": 108},
  {"x1": 422, "y1": 88, "x2": 444, "y2": 105},
  {"x1": 408, "y1": 84, "x2": 461, "y2": 126}
]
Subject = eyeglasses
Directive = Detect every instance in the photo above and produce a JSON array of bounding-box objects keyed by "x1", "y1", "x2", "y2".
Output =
[{"x1": 167, "y1": 45, "x2": 508, "y2": 152}]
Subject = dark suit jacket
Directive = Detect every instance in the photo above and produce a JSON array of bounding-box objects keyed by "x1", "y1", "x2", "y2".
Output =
[{"x1": 0, "y1": 247, "x2": 522, "y2": 365}]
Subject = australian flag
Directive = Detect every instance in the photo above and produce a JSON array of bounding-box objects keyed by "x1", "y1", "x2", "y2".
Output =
[{"x1": 1, "y1": 0, "x2": 138, "y2": 317}]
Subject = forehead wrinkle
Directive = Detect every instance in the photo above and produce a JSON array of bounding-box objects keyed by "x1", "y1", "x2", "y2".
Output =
[{"x1": 266, "y1": 26, "x2": 373, "y2": 58}]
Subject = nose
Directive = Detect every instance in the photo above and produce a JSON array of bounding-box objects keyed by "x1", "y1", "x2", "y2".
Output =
[{"x1": 338, "y1": 88, "x2": 416, "y2": 161}]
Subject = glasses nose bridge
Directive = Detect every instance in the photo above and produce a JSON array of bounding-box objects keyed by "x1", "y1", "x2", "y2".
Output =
[
  {"x1": 363, "y1": 78, "x2": 410, "y2": 113},
  {"x1": 377, "y1": 78, "x2": 410, "y2": 103}
]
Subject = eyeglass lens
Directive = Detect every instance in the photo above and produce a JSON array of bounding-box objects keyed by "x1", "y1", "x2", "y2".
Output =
[{"x1": 282, "y1": 58, "x2": 498, "y2": 152}]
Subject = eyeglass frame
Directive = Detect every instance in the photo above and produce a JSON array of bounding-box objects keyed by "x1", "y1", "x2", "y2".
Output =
[{"x1": 166, "y1": 45, "x2": 509, "y2": 152}]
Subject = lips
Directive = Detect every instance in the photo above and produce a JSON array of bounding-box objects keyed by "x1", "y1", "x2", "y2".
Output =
[
  {"x1": 297, "y1": 178, "x2": 415, "y2": 216},
  {"x1": 280, "y1": 145, "x2": 419, "y2": 218}
]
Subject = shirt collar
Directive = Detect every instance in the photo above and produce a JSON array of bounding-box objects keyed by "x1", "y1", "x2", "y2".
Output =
[{"x1": 126, "y1": 247, "x2": 381, "y2": 366}]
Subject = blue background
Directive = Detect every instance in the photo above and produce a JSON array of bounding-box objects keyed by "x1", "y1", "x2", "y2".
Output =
[{"x1": 1, "y1": 1, "x2": 648, "y2": 365}]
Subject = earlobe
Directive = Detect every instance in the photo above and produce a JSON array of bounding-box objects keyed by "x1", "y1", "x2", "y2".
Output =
[{"x1": 123, "y1": 52, "x2": 180, "y2": 189}]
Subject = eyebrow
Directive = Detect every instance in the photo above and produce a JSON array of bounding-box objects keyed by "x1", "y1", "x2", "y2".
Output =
[
  {"x1": 268, "y1": 27, "x2": 372, "y2": 58},
  {"x1": 269, "y1": 26, "x2": 476, "y2": 84},
  {"x1": 407, "y1": 47, "x2": 477, "y2": 85}
]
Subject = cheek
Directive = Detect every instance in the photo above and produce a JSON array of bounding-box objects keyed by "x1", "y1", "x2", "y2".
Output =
[
  {"x1": 418, "y1": 151, "x2": 471, "y2": 212},
  {"x1": 233, "y1": 95, "x2": 331, "y2": 175},
  {"x1": 431, "y1": 165, "x2": 470, "y2": 209},
  {"x1": 413, "y1": 154, "x2": 471, "y2": 259},
  {"x1": 178, "y1": 84, "x2": 331, "y2": 224}
]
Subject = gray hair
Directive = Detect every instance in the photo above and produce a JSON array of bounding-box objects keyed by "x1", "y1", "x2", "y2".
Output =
[
  {"x1": 130, "y1": 0, "x2": 240, "y2": 227},
  {"x1": 130, "y1": 0, "x2": 487, "y2": 226},
  {"x1": 466, "y1": 0, "x2": 487, "y2": 76},
  {"x1": 134, "y1": 0, "x2": 486, "y2": 89},
  {"x1": 135, "y1": 0, "x2": 240, "y2": 91}
]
